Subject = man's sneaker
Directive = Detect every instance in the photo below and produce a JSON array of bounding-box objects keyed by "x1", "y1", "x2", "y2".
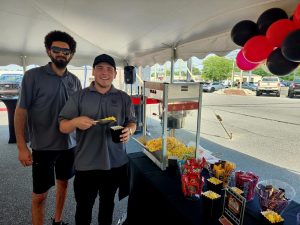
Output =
[{"x1": 51, "y1": 218, "x2": 69, "y2": 225}]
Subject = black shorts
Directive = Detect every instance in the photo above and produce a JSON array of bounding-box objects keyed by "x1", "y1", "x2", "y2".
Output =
[{"x1": 32, "y1": 148, "x2": 75, "y2": 194}]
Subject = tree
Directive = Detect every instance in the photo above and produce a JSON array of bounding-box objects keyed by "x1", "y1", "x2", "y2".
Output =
[
  {"x1": 192, "y1": 67, "x2": 201, "y2": 75},
  {"x1": 252, "y1": 66, "x2": 271, "y2": 76},
  {"x1": 202, "y1": 56, "x2": 232, "y2": 81},
  {"x1": 166, "y1": 70, "x2": 171, "y2": 77},
  {"x1": 280, "y1": 67, "x2": 300, "y2": 81}
]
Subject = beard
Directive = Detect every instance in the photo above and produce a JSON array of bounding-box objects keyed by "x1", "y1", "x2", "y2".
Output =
[{"x1": 50, "y1": 55, "x2": 71, "y2": 69}]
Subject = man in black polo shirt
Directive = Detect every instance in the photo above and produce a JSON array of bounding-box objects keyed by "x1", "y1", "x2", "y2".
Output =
[
  {"x1": 59, "y1": 54, "x2": 136, "y2": 225},
  {"x1": 14, "y1": 30, "x2": 82, "y2": 225}
]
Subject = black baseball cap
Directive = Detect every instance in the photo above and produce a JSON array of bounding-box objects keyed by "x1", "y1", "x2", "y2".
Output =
[{"x1": 93, "y1": 54, "x2": 116, "y2": 69}]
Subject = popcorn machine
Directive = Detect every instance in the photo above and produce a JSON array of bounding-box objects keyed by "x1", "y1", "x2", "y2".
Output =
[{"x1": 135, "y1": 81, "x2": 203, "y2": 170}]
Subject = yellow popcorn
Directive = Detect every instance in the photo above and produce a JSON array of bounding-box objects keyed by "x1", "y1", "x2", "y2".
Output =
[
  {"x1": 102, "y1": 116, "x2": 116, "y2": 121},
  {"x1": 145, "y1": 137, "x2": 195, "y2": 159},
  {"x1": 231, "y1": 187, "x2": 244, "y2": 195},
  {"x1": 212, "y1": 161, "x2": 236, "y2": 187},
  {"x1": 261, "y1": 210, "x2": 284, "y2": 223},
  {"x1": 207, "y1": 177, "x2": 222, "y2": 185},
  {"x1": 202, "y1": 191, "x2": 221, "y2": 200}
]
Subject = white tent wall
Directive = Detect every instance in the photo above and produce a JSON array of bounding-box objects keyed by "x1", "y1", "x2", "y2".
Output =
[{"x1": 0, "y1": 0, "x2": 298, "y2": 68}]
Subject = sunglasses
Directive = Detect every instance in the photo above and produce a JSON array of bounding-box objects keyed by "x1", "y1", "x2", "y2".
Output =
[{"x1": 50, "y1": 46, "x2": 71, "y2": 55}]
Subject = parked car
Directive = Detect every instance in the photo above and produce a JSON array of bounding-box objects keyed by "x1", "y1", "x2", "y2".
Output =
[
  {"x1": 0, "y1": 73, "x2": 23, "y2": 99},
  {"x1": 249, "y1": 82, "x2": 258, "y2": 87},
  {"x1": 287, "y1": 77, "x2": 300, "y2": 98},
  {"x1": 241, "y1": 82, "x2": 257, "y2": 91},
  {"x1": 256, "y1": 76, "x2": 281, "y2": 97},
  {"x1": 280, "y1": 80, "x2": 292, "y2": 87},
  {"x1": 203, "y1": 82, "x2": 224, "y2": 92},
  {"x1": 280, "y1": 81, "x2": 288, "y2": 87},
  {"x1": 221, "y1": 81, "x2": 231, "y2": 88}
]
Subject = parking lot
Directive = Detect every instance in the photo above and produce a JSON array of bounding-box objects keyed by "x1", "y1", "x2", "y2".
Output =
[{"x1": 200, "y1": 91, "x2": 300, "y2": 172}]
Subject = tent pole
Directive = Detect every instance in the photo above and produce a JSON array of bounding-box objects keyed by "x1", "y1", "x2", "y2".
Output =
[
  {"x1": 187, "y1": 58, "x2": 192, "y2": 81},
  {"x1": 240, "y1": 70, "x2": 243, "y2": 88},
  {"x1": 170, "y1": 47, "x2": 177, "y2": 83},
  {"x1": 163, "y1": 63, "x2": 167, "y2": 81},
  {"x1": 21, "y1": 56, "x2": 27, "y2": 73},
  {"x1": 231, "y1": 60, "x2": 234, "y2": 88},
  {"x1": 83, "y1": 65, "x2": 87, "y2": 88}
]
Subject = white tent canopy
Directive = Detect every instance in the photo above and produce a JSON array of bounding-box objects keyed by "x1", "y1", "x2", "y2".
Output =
[{"x1": 0, "y1": 0, "x2": 298, "y2": 67}]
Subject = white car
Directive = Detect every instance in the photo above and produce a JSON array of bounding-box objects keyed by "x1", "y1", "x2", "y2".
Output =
[
  {"x1": 203, "y1": 82, "x2": 224, "y2": 92},
  {"x1": 256, "y1": 76, "x2": 281, "y2": 97}
]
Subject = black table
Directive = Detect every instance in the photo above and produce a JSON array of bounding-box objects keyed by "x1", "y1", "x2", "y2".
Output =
[
  {"x1": 126, "y1": 152, "x2": 300, "y2": 225},
  {"x1": 1, "y1": 98, "x2": 29, "y2": 144},
  {"x1": 1, "y1": 99, "x2": 18, "y2": 143}
]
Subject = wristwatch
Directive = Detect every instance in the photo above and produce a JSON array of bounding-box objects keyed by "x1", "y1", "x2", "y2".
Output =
[{"x1": 129, "y1": 127, "x2": 133, "y2": 136}]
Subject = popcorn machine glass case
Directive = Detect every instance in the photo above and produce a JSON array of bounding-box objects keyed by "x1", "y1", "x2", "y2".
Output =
[{"x1": 135, "y1": 81, "x2": 203, "y2": 170}]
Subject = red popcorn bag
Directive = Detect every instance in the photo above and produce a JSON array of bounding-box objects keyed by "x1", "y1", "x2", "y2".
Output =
[{"x1": 181, "y1": 174, "x2": 205, "y2": 200}]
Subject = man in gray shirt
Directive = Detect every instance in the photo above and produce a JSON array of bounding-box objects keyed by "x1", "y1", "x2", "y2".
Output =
[
  {"x1": 14, "y1": 30, "x2": 82, "y2": 225},
  {"x1": 59, "y1": 54, "x2": 136, "y2": 225}
]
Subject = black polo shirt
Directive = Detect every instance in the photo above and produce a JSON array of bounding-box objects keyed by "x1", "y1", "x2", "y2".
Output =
[{"x1": 18, "y1": 63, "x2": 82, "y2": 150}]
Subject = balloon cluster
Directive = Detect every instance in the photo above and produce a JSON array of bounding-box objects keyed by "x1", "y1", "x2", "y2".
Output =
[{"x1": 231, "y1": 5, "x2": 300, "y2": 76}]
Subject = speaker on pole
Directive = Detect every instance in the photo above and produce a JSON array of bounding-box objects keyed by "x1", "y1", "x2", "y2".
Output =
[{"x1": 124, "y1": 66, "x2": 136, "y2": 84}]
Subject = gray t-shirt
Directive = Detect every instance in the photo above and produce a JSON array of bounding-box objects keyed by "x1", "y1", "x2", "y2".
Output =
[
  {"x1": 18, "y1": 63, "x2": 82, "y2": 150},
  {"x1": 59, "y1": 83, "x2": 136, "y2": 171}
]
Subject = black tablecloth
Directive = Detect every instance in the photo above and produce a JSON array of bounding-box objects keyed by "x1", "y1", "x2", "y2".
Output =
[
  {"x1": 1, "y1": 99, "x2": 29, "y2": 144},
  {"x1": 126, "y1": 152, "x2": 300, "y2": 225},
  {"x1": 1, "y1": 99, "x2": 18, "y2": 143}
]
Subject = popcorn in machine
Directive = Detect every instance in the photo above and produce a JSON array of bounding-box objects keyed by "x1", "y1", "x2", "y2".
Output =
[{"x1": 134, "y1": 81, "x2": 203, "y2": 170}]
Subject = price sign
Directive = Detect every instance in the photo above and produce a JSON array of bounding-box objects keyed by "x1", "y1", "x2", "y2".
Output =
[{"x1": 219, "y1": 188, "x2": 246, "y2": 225}]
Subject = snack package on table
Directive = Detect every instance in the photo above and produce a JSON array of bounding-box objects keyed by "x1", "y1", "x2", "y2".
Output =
[
  {"x1": 182, "y1": 174, "x2": 205, "y2": 199},
  {"x1": 179, "y1": 157, "x2": 206, "y2": 175},
  {"x1": 256, "y1": 180, "x2": 295, "y2": 214},
  {"x1": 235, "y1": 171, "x2": 259, "y2": 201},
  {"x1": 211, "y1": 160, "x2": 236, "y2": 188},
  {"x1": 180, "y1": 157, "x2": 206, "y2": 199}
]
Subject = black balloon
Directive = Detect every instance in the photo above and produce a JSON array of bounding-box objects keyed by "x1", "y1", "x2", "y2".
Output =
[
  {"x1": 231, "y1": 20, "x2": 259, "y2": 46},
  {"x1": 257, "y1": 8, "x2": 288, "y2": 34},
  {"x1": 267, "y1": 48, "x2": 299, "y2": 76},
  {"x1": 282, "y1": 29, "x2": 300, "y2": 62}
]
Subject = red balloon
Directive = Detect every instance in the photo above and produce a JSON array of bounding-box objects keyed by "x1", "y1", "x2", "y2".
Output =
[
  {"x1": 293, "y1": 3, "x2": 300, "y2": 25},
  {"x1": 266, "y1": 19, "x2": 297, "y2": 47},
  {"x1": 294, "y1": 21, "x2": 300, "y2": 29},
  {"x1": 236, "y1": 49, "x2": 259, "y2": 71},
  {"x1": 243, "y1": 36, "x2": 274, "y2": 63}
]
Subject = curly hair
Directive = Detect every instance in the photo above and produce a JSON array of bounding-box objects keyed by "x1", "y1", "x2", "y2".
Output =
[{"x1": 44, "y1": 30, "x2": 77, "y2": 54}]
